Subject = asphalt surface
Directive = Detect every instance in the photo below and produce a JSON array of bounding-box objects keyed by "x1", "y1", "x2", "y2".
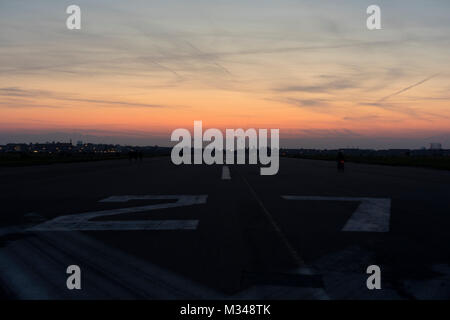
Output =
[{"x1": 0, "y1": 157, "x2": 449, "y2": 299}]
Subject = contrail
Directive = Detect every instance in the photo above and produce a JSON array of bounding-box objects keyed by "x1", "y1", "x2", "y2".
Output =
[
  {"x1": 185, "y1": 41, "x2": 233, "y2": 76},
  {"x1": 377, "y1": 73, "x2": 440, "y2": 102}
]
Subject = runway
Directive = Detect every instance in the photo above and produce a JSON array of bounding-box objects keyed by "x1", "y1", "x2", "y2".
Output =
[{"x1": 0, "y1": 157, "x2": 449, "y2": 299}]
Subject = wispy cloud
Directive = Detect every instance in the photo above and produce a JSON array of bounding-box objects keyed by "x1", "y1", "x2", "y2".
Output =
[
  {"x1": 60, "y1": 98, "x2": 167, "y2": 109},
  {"x1": 270, "y1": 97, "x2": 330, "y2": 110},
  {"x1": 343, "y1": 115, "x2": 381, "y2": 121},
  {"x1": 286, "y1": 128, "x2": 362, "y2": 138},
  {"x1": 0, "y1": 87, "x2": 51, "y2": 98},
  {"x1": 274, "y1": 79, "x2": 358, "y2": 93},
  {"x1": 0, "y1": 87, "x2": 173, "y2": 109}
]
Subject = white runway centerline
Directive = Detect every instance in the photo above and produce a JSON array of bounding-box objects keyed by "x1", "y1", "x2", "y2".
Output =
[
  {"x1": 222, "y1": 165, "x2": 231, "y2": 180},
  {"x1": 282, "y1": 196, "x2": 391, "y2": 232}
]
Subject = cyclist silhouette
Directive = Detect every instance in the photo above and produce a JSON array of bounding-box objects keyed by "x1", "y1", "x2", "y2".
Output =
[{"x1": 337, "y1": 151, "x2": 345, "y2": 172}]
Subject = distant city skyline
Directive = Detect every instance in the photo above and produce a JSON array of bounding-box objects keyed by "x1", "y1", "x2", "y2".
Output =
[
  {"x1": 0, "y1": 132, "x2": 447, "y2": 150},
  {"x1": 0, "y1": 139, "x2": 446, "y2": 152},
  {"x1": 1, "y1": 0, "x2": 450, "y2": 148}
]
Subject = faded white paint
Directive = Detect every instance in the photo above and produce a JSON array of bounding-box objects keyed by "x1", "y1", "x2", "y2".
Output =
[
  {"x1": 221, "y1": 166, "x2": 231, "y2": 180},
  {"x1": 29, "y1": 195, "x2": 207, "y2": 231}
]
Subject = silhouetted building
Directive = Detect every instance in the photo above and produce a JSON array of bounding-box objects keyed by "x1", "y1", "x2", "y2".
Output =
[{"x1": 430, "y1": 143, "x2": 442, "y2": 150}]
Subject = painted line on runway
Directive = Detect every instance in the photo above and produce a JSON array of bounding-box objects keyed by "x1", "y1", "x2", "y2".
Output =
[
  {"x1": 282, "y1": 196, "x2": 391, "y2": 232},
  {"x1": 28, "y1": 195, "x2": 207, "y2": 232},
  {"x1": 238, "y1": 174, "x2": 306, "y2": 267},
  {"x1": 237, "y1": 173, "x2": 330, "y2": 299},
  {"x1": 222, "y1": 165, "x2": 231, "y2": 180}
]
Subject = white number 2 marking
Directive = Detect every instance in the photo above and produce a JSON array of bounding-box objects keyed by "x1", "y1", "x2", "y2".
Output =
[{"x1": 28, "y1": 195, "x2": 207, "y2": 231}]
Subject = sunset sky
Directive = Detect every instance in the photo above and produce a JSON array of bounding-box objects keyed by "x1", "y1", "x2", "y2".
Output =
[{"x1": 1, "y1": 0, "x2": 449, "y2": 148}]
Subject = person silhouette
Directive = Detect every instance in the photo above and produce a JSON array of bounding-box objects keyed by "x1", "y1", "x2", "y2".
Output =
[{"x1": 337, "y1": 151, "x2": 345, "y2": 172}]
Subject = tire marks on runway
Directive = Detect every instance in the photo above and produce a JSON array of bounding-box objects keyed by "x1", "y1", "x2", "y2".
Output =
[
  {"x1": 0, "y1": 231, "x2": 222, "y2": 299},
  {"x1": 0, "y1": 230, "x2": 331, "y2": 299}
]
